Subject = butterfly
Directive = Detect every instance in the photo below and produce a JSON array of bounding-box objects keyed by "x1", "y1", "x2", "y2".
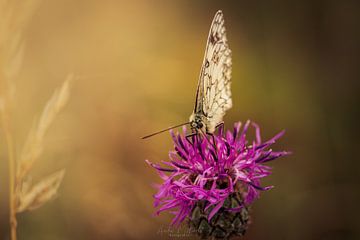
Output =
[{"x1": 143, "y1": 10, "x2": 232, "y2": 139}]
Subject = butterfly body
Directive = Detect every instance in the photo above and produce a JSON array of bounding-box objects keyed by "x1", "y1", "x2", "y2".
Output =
[
  {"x1": 189, "y1": 10, "x2": 232, "y2": 134},
  {"x1": 189, "y1": 112, "x2": 208, "y2": 133},
  {"x1": 142, "y1": 10, "x2": 232, "y2": 140}
]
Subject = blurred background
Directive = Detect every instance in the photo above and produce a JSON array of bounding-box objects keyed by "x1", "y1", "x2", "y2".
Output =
[{"x1": 0, "y1": 0, "x2": 359, "y2": 239}]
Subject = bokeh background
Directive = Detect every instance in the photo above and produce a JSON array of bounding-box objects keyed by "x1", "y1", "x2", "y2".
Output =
[{"x1": 1, "y1": 0, "x2": 359, "y2": 239}]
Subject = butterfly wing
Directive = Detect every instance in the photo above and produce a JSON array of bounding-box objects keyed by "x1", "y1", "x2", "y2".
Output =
[{"x1": 193, "y1": 10, "x2": 232, "y2": 133}]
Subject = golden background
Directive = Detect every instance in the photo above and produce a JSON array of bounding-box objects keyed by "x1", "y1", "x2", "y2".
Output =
[{"x1": 1, "y1": 0, "x2": 359, "y2": 239}]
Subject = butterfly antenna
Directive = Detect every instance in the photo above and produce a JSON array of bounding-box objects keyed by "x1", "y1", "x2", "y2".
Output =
[{"x1": 142, "y1": 122, "x2": 190, "y2": 139}]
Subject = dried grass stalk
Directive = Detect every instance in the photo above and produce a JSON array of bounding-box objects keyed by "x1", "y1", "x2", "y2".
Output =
[
  {"x1": 17, "y1": 76, "x2": 72, "y2": 181},
  {"x1": 0, "y1": 0, "x2": 42, "y2": 99},
  {"x1": 16, "y1": 169, "x2": 65, "y2": 213},
  {"x1": 0, "y1": 1, "x2": 72, "y2": 239}
]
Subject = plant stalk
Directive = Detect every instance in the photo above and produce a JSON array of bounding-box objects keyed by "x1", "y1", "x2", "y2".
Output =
[{"x1": 1, "y1": 106, "x2": 17, "y2": 240}]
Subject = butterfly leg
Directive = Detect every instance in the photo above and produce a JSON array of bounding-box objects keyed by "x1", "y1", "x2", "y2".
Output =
[
  {"x1": 185, "y1": 131, "x2": 197, "y2": 145},
  {"x1": 202, "y1": 131, "x2": 219, "y2": 162},
  {"x1": 208, "y1": 132, "x2": 219, "y2": 155},
  {"x1": 216, "y1": 121, "x2": 224, "y2": 129},
  {"x1": 215, "y1": 121, "x2": 225, "y2": 136},
  {"x1": 199, "y1": 129, "x2": 218, "y2": 156}
]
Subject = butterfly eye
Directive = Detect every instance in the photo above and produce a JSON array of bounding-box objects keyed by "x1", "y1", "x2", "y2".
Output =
[{"x1": 196, "y1": 119, "x2": 203, "y2": 128}]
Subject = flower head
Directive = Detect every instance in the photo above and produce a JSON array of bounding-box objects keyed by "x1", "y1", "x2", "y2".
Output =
[{"x1": 146, "y1": 120, "x2": 290, "y2": 225}]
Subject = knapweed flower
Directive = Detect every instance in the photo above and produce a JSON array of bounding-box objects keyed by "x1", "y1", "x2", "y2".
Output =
[{"x1": 146, "y1": 120, "x2": 290, "y2": 239}]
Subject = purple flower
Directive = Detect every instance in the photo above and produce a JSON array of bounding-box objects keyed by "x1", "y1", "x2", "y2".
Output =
[{"x1": 146, "y1": 120, "x2": 290, "y2": 225}]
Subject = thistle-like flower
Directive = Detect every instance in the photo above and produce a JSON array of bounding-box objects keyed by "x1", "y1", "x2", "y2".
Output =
[{"x1": 146, "y1": 120, "x2": 290, "y2": 239}]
